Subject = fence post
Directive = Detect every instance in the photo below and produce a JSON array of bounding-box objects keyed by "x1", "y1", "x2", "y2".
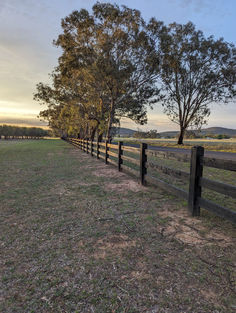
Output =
[
  {"x1": 86, "y1": 139, "x2": 89, "y2": 154},
  {"x1": 188, "y1": 146, "x2": 204, "y2": 216},
  {"x1": 140, "y1": 143, "x2": 147, "y2": 185},
  {"x1": 105, "y1": 141, "x2": 108, "y2": 164},
  {"x1": 91, "y1": 140, "x2": 93, "y2": 156},
  {"x1": 97, "y1": 140, "x2": 100, "y2": 159},
  {"x1": 118, "y1": 141, "x2": 123, "y2": 171},
  {"x1": 83, "y1": 139, "x2": 85, "y2": 152}
]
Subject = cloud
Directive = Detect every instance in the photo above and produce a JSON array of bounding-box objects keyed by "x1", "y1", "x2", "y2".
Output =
[
  {"x1": 120, "y1": 113, "x2": 179, "y2": 132},
  {"x1": 0, "y1": 116, "x2": 47, "y2": 127},
  {"x1": 0, "y1": 111, "x2": 48, "y2": 127}
]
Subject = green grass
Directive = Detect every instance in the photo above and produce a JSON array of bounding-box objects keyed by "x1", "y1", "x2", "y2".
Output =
[
  {"x1": 117, "y1": 146, "x2": 236, "y2": 211},
  {"x1": 0, "y1": 139, "x2": 236, "y2": 312},
  {"x1": 114, "y1": 137, "x2": 236, "y2": 152}
]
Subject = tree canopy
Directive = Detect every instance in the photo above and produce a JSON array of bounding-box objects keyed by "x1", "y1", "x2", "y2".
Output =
[
  {"x1": 0, "y1": 125, "x2": 48, "y2": 138},
  {"x1": 151, "y1": 21, "x2": 236, "y2": 144},
  {"x1": 34, "y1": 3, "x2": 236, "y2": 144},
  {"x1": 35, "y1": 2, "x2": 160, "y2": 141}
]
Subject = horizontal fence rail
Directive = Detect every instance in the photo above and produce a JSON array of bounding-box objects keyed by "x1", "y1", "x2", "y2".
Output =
[
  {"x1": 146, "y1": 149, "x2": 190, "y2": 162},
  {"x1": 146, "y1": 161, "x2": 190, "y2": 181},
  {"x1": 62, "y1": 137, "x2": 236, "y2": 224},
  {"x1": 203, "y1": 157, "x2": 236, "y2": 172}
]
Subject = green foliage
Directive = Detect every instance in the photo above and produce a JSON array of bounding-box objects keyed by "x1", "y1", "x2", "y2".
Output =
[
  {"x1": 133, "y1": 129, "x2": 159, "y2": 138},
  {"x1": 34, "y1": 2, "x2": 160, "y2": 141},
  {"x1": 216, "y1": 134, "x2": 230, "y2": 139},
  {"x1": 150, "y1": 21, "x2": 236, "y2": 144},
  {"x1": 0, "y1": 125, "x2": 48, "y2": 137},
  {"x1": 34, "y1": 4, "x2": 236, "y2": 144},
  {"x1": 184, "y1": 130, "x2": 197, "y2": 139}
]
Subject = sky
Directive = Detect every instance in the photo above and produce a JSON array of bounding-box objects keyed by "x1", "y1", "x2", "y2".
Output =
[{"x1": 0, "y1": 0, "x2": 235, "y2": 131}]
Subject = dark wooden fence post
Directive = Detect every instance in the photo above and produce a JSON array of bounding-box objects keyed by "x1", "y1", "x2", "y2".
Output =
[
  {"x1": 91, "y1": 140, "x2": 93, "y2": 156},
  {"x1": 86, "y1": 139, "x2": 89, "y2": 154},
  {"x1": 97, "y1": 140, "x2": 100, "y2": 159},
  {"x1": 118, "y1": 141, "x2": 123, "y2": 171},
  {"x1": 140, "y1": 143, "x2": 147, "y2": 185},
  {"x1": 105, "y1": 141, "x2": 108, "y2": 164},
  {"x1": 188, "y1": 146, "x2": 204, "y2": 216}
]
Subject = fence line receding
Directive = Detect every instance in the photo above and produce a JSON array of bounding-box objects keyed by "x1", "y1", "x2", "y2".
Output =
[{"x1": 63, "y1": 137, "x2": 236, "y2": 224}]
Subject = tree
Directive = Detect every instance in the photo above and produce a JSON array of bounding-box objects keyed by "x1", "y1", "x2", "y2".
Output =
[
  {"x1": 35, "y1": 3, "x2": 161, "y2": 141},
  {"x1": 0, "y1": 125, "x2": 48, "y2": 138},
  {"x1": 133, "y1": 130, "x2": 146, "y2": 138},
  {"x1": 151, "y1": 21, "x2": 236, "y2": 144},
  {"x1": 146, "y1": 129, "x2": 159, "y2": 138}
]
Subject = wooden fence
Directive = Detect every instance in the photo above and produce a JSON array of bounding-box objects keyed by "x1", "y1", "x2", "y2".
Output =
[{"x1": 63, "y1": 137, "x2": 236, "y2": 224}]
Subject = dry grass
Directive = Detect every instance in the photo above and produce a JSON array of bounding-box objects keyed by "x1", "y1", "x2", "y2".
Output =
[
  {"x1": 116, "y1": 137, "x2": 236, "y2": 152},
  {"x1": 0, "y1": 139, "x2": 236, "y2": 312}
]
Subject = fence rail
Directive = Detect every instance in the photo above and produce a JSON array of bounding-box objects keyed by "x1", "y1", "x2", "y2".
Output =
[{"x1": 63, "y1": 137, "x2": 236, "y2": 224}]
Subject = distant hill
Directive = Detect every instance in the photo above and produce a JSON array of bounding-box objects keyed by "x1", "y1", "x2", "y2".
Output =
[
  {"x1": 159, "y1": 127, "x2": 236, "y2": 138},
  {"x1": 114, "y1": 127, "x2": 136, "y2": 137},
  {"x1": 115, "y1": 127, "x2": 236, "y2": 138},
  {"x1": 158, "y1": 131, "x2": 178, "y2": 138},
  {"x1": 197, "y1": 127, "x2": 236, "y2": 136}
]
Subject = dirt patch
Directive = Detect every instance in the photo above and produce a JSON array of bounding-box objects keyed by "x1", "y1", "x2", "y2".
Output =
[
  {"x1": 158, "y1": 208, "x2": 234, "y2": 246},
  {"x1": 93, "y1": 167, "x2": 125, "y2": 178},
  {"x1": 94, "y1": 234, "x2": 136, "y2": 259},
  {"x1": 129, "y1": 270, "x2": 151, "y2": 281},
  {"x1": 201, "y1": 289, "x2": 218, "y2": 301},
  {"x1": 106, "y1": 179, "x2": 145, "y2": 193},
  {"x1": 93, "y1": 165, "x2": 146, "y2": 193},
  {"x1": 51, "y1": 184, "x2": 72, "y2": 196}
]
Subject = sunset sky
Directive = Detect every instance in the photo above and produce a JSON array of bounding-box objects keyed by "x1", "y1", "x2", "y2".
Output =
[{"x1": 0, "y1": 0, "x2": 235, "y2": 131}]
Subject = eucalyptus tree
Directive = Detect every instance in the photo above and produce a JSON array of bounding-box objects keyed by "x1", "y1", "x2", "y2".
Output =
[
  {"x1": 151, "y1": 21, "x2": 236, "y2": 144},
  {"x1": 35, "y1": 2, "x2": 161, "y2": 141}
]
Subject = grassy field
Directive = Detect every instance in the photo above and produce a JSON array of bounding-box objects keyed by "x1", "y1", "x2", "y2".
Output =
[
  {"x1": 0, "y1": 140, "x2": 236, "y2": 312},
  {"x1": 118, "y1": 148, "x2": 236, "y2": 212},
  {"x1": 114, "y1": 137, "x2": 236, "y2": 153}
]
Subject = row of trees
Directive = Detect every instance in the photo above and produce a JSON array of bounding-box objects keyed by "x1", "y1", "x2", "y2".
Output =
[
  {"x1": 133, "y1": 129, "x2": 159, "y2": 139},
  {"x1": 35, "y1": 2, "x2": 236, "y2": 144},
  {"x1": 133, "y1": 130, "x2": 232, "y2": 139},
  {"x1": 0, "y1": 125, "x2": 48, "y2": 138}
]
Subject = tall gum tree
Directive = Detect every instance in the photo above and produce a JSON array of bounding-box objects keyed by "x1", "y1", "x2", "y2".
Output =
[
  {"x1": 35, "y1": 3, "x2": 161, "y2": 141},
  {"x1": 150, "y1": 21, "x2": 236, "y2": 144}
]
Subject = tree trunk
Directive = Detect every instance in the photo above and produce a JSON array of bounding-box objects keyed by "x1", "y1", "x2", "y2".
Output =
[
  {"x1": 85, "y1": 123, "x2": 89, "y2": 139},
  {"x1": 98, "y1": 133, "x2": 103, "y2": 142},
  {"x1": 177, "y1": 127, "x2": 185, "y2": 145},
  {"x1": 90, "y1": 127, "x2": 97, "y2": 141},
  {"x1": 106, "y1": 100, "x2": 114, "y2": 143}
]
